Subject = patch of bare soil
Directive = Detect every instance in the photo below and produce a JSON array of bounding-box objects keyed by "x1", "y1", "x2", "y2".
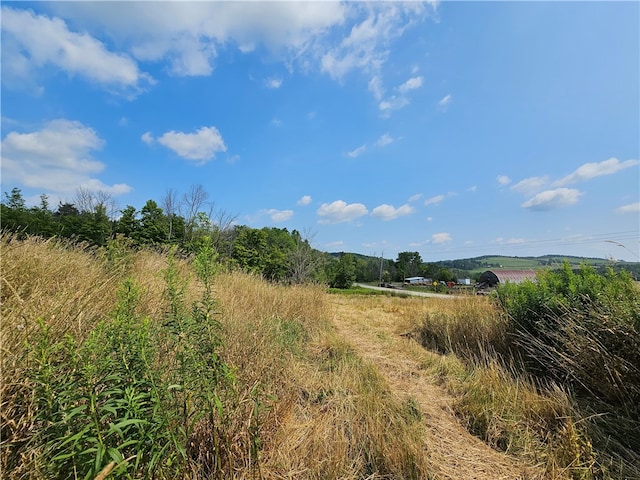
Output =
[{"x1": 330, "y1": 295, "x2": 545, "y2": 480}]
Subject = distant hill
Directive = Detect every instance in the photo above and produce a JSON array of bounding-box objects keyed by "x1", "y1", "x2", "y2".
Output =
[
  {"x1": 329, "y1": 252, "x2": 640, "y2": 279},
  {"x1": 435, "y1": 254, "x2": 614, "y2": 275}
]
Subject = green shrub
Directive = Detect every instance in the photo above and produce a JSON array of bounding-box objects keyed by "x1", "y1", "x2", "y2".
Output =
[
  {"x1": 495, "y1": 263, "x2": 640, "y2": 409},
  {"x1": 495, "y1": 262, "x2": 640, "y2": 475}
]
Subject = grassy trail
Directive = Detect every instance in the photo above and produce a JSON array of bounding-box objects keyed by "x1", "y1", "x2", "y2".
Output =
[{"x1": 329, "y1": 295, "x2": 544, "y2": 480}]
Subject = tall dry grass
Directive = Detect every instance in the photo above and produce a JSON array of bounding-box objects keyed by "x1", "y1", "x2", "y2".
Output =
[
  {"x1": 1, "y1": 234, "x2": 128, "y2": 476},
  {"x1": 407, "y1": 290, "x2": 640, "y2": 479},
  {"x1": 214, "y1": 272, "x2": 432, "y2": 478},
  {"x1": 1, "y1": 235, "x2": 432, "y2": 479}
]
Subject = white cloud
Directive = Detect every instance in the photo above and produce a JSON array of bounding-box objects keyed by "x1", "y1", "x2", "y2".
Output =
[
  {"x1": 317, "y1": 200, "x2": 368, "y2": 224},
  {"x1": 424, "y1": 194, "x2": 445, "y2": 206},
  {"x1": 156, "y1": 126, "x2": 227, "y2": 163},
  {"x1": 616, "y1": 202, "x2": 640, "y2": 214},
  {"x1": 554, "y1": 157, "x2": 639, "y2": 186},
  {"x1": 397, "y1": 75, "x2": 423, "y2": 93},
  {"x1": 297, "y1": 195, "x2": 312, "y2": 206},
  {"x1": 52, "y1": 2, "x2": 348, "y2": 78},
  {"x1": 432, "y1": 232, "x2": 452, "y2": 244},
  {"x1": 1, "y1": 7, "x2": 152, "y2": 96},
  {"x1": 379, "y1": 95, "x2": 410, "y2": 113},
  {"x1": 375, "y1": 133, "x2": 394, "y2": 147},
  {"x1": 521, "y1": 188, "x2": 582, "y2": 210},
  {"x1": 510, "y1": 176, "x2": 549, "y2": 195},
  {"x1": 497, "y1": 175, "x2": 511, "y2": 186},
  {"x1": 370, "y1": 203, "x2": 414, "y2": 221},
  {"x1": 265, "y1": 209, "x2": 294, "y2": 222},
  {"x1": 495, "y1": 237, "x2": 526, "y2": 245},
  {"x1": 0, "y1": 119, "x2": 131, "y2": 196},
  {"x1": 368, "y1": 76, "x2": 384, "y2": 101},
  {"x1": 141, "y1": 132, "x2": 154, "y2": 145},
  {"x1": 325, "y1": 240, "x2": 344, "y2": 249},
  {"x1": 467, "y1": 185, "x2": 477, "y2": 193},
  {"x1": 320, "y1": 4, "x2": 429, "y2": 80},
  {"x1": 438, "y1": 94, "x2": 452, "y2": 110},
  {"x1": 265, "y1": 77, "x2": 283, "y2": 89},
  {"x1": 347, "y1": 144, "x2": 366, "y2": 158},
  {"x1": 408, "y1": 193, "x2": 422, "y2": 202}
]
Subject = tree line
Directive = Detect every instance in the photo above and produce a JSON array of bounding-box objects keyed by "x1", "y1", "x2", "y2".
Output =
[{"x1": 1, "y1": 186, "x2": 461, "y2": 287}]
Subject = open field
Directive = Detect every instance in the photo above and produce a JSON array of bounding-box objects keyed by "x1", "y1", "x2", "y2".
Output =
[{"x1": 2, "y1": 234, "x2": 638, "y2": 479}]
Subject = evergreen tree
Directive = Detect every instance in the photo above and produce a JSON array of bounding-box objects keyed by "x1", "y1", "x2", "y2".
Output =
[{"x1": 139, "y1": 200, "x2": 168, "y2": 245}]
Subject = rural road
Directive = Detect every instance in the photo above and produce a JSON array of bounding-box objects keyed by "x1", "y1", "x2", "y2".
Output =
[{"x1": 355, "y1": 283, "x2": 463, "y2": 299}]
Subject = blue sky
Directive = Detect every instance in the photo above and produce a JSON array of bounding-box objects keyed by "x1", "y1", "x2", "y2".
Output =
[{"x1": 2, "y1": 1, "x2": 639, "y2": 262}]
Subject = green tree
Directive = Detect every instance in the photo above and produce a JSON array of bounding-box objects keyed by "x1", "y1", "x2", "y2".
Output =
[
  {"x1": 139, "y1": 200, "x2": 167, "y2": 245},
  {"x1": 30, "y1": 194, "x2": 55, "y2": 237},
  {"x1": 436, "y1": 268, "x2": 454, "y2": 283},
  {"x1": 81, "y1": 204, "x2": 111, "y2": 246},
  {"x1": 328, "y1": 253, "x2": 356, "y2": 289},
  {"x1": 231, "y1": 226, "x2": 268, "y2": 274},
  {"x1": 395, "y1": 251, "x2": 423, "y2": 281},
  {"x1": 55, "y1": 202, "x2": 83, "y2": 239},
  {"x1": 1, "y1": 187, "x2": 28, "y2": 232},
  {"x1": 115, "y1": 205, "x2": 140, "y2": 240}
]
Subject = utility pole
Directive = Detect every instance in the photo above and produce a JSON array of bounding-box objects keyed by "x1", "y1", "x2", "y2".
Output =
[{"x1": 379, "y1": 251, "x2": 384, "y2": 286}]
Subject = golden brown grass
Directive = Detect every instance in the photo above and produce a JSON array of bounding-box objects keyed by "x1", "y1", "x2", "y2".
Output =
[
  {"x1": 1, "y1": 235, "x2": 432, "y2": 479},
  {"x1": 3, "y1": 234, "x2": 629, "y2": 479}
]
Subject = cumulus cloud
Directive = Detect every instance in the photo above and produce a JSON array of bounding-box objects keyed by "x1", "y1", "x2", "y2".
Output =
[
  {"x1": 317, "y1": 200, "x2": 368, "y2": 224},
  {"x1": 616, "y1": 202, "x2": 640, "y2": 214},
  {"x1": 554, "y1": 157, "x2": 639, "y2": 186},
  {"x1": 156, "y1": 126, "x2": 227, "y2": 162},
  {"x1": 375, "y1": 133, "x2": 394, "y2": 147},
  {"x1": 297, "y1": 195, "x2": 312, "y2": 206},
  {"x1": 141, "y1": 131, "x2": 154, "y2": 145},
  {"x1": 510, "y1": 176, "x2": 549, "y2": 196},
  {"x1": 521, "y1": 188, "x2": 582, "y2": 210},
  {"x1": 0, "y1": 119, "x2": 131, "y2": 196},
  {"x1": 51, "y1": 2, "x2": 347, "y2": 78},
  {"x1": 1, "y1": 6, "x2": 152, "y2": 96},
  {"x1": 432, "y1": 232, "x2": 452, "y2": 244},
  {"x1": 497, "y1": 175, "x2": 511, "y2": 186},
  {"x1": 424, "y1": 194, "x2": 445, "y2": 206},
  {"x1": 347, "y1": 144, "x2": 366, "y2": 158},
  {"x1": 397, "y1": 75, "x2": 423, "y2": 93},
  {"x1": 370, "y1": 203, "x2": 414, "y2": 221},
  {"x1": 265, "y1": 209, "x2": 294, "y2": 222}
]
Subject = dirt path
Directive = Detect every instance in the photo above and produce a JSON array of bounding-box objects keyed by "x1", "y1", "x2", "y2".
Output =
[{"x1": 330, "y1": 295, "x2": 544, "y2": 480}]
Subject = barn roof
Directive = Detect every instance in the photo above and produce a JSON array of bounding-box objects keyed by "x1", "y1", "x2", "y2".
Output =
[{"x1": 478, "y1": 270, "x2": 537, "y2": 287}]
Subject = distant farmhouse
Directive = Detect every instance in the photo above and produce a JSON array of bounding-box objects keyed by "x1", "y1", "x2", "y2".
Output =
[{"x1": 476, "y1": 270, "x2": 537, "y2": 289}]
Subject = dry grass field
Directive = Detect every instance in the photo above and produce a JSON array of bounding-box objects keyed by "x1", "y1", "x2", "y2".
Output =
[{"x1": 2, "y1": 234, "x2": 636, "y2": 479}]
